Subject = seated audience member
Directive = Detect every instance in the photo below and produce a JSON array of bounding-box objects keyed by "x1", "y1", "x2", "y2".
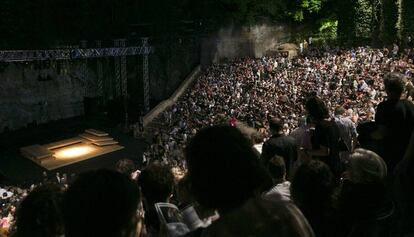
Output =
[
  {"x1": 304, "y1": 97, "x2": 342, "y2": 180},
  {"x1": 63, "y1": 169, "x2": 142, "y2": 237},
  {"x1": 291, "y1": 160, "x2": 338, "y2": 237},
  {"x1": 116, "y1": 158, "x2": 140, "y2": 180},
  {"x1": 139, "y1": 161, "x2": 175, "y2": 235},
  {"x1": 185, "y1": 125, "x2": 314, "y2": 237},
  {"x1": 12, "y1": 184, "x2": 63, "y2": 237},
  {"x1": 338, "y1": 148, "x2": 393, "y2": 237},
  {"x1": 261, "y1": 117, "x2": 297, "y2": 178},
  {"x1": 375, "y1": 72, "x2": 414, "y2": 173},
  {"x1": 264, "y1": 155, "x2": 291, "y2": 201}
]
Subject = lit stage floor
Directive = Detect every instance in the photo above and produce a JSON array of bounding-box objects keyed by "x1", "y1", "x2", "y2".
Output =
[{"x1": 20, "y1": 129, "x2": 124, "y2": 170}]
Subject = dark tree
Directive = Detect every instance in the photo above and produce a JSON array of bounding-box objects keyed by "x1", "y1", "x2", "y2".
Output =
[{"x1": 380, "y1": 0, "x2": 398, "y2": 45}]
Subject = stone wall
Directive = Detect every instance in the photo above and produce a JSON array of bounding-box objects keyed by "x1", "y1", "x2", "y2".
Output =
[
  {"x1": 0, "y1": 37, "x2": 201, "y2": 132},
  {"x1": 0, "y1": 61, "x2": 98, "y2": 132},
  {"x1": 144, "y1": 66, "x2": 201, "y2": 127},
  {"x1": 149, "y1": 36, "x2": 200, "y2": 102},
  {"x1": 201, "y1": 23, "x2": 291, "y2": 66}
]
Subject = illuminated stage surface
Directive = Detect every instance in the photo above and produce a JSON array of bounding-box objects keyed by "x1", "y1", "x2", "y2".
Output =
[
  {"x1": 20, "y1": 129, "x2": 124, "y2": 170},
  {"x1": 0, "y1": 116, "x2": 145, "y2": 184},
  {"x1": 42, "y1": 142, "x2": 124, "y2": 170}
]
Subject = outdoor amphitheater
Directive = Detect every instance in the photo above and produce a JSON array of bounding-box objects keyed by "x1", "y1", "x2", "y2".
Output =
[{"x1": 0, "y1": 1, "x2": 414, "y2": 236}]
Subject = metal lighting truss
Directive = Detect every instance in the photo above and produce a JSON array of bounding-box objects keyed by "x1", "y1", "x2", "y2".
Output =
[
  {"x1": 95, "y1": 40, "x2": 104, "y2": 97},
  {"x1": 142, "y1": 38, "x2": 150, "y2": 112},
  {"x1": 0, "y1": 45, "x2": 153, "y2": 62},
  {"x1": 1, "y1": 38, "x2": 153, "y2": 115}
]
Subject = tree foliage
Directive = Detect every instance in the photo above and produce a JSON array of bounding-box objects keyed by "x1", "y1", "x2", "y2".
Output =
[
  {"x1": 355, "y1": 0, "x2": 374, "y2": 39},
  {"x1": 336, "y1": 0, "x2": 357, "y2": 44},
  {"x1": 0, "y1": 0, "x2": 411, "y2": 48},
  {"x1": 318, "y1": 19, "x2": 338, "y2": 39},
  {"x1": 398, "y1": 0, "x2": 414, "y2": 43}
]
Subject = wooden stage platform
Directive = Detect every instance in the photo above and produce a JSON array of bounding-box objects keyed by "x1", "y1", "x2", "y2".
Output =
[{"x1": 20, "y1": 129, "x2": 124, "y2": 170}]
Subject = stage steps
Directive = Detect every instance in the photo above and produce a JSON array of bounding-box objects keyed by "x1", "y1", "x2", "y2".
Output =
[
  {"x1": 92, "y1": 140, "x2": 119, "y2": 146},
  {"x1": 85, "y1": 129, "x2": 109, "y2": 137},
  {"x1": 45, "y1": 137, "x2": 84, "y2": 150},
  {"x1": 79, "y1": 133, "x2": 114, "y2": 142},
  {"x1": 20, "y1": 144, "x2": 54, "y2": 163}
]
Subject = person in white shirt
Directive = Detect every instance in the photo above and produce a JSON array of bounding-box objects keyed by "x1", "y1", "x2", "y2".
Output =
[
  {"x1": 264, "y1": 155, "x2": 291, "y2": 201},
  {"x1": 251, "y1": 132, "x2": 265, "y2": 154}
]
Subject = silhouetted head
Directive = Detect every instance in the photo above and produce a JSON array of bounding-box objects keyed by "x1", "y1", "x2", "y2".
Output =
[
  {"x1": 291, "y1": 160, "x2": 334, "y2": 210},
  {"x1": 185, "y1": 125, "x2": 272, "y2": 213},
  {"x1": 14, "y1": 184, "x2": 63, "y2": 237},
  {"x1": 267, "y1": 155, "x2": 286, "y2": 183},
  {"x1": 63, "y1": 169, "x2": 140, "y2": 237},
  {"x1": 139, "y1": 161, "x2": 175, "y2": 204},
  {"x1": 268, "y1": 117, "x2": 284, "y2": 135},
  {"x1": 383, "y1": 72, "x2": 406, "y2": 99},
  {"x1": 305, "y1": 97, "x2": 329, "y2": 122}
]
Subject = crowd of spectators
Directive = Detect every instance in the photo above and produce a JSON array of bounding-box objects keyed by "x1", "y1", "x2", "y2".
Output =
[{"x1": 1, "y1": 44, "x2": 414, "y2": 237}]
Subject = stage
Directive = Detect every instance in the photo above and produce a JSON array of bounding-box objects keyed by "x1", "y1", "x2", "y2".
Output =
[{"x1": 0, "y1": 116, "x2": 146, "y2": 185}]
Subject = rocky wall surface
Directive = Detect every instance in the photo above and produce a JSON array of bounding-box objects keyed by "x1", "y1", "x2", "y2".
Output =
[
  {"x1": 0, "y1": 61, "x2": 98, "y2": 132},
  {"x1": 149, "y1": 37, "x2": 200, "y2": 102},
  {"x1": 201, "y1": 23, "x2": 291, "y2": 66},
  {"x1": 0, "y1": 37, "x2": 201, "y2": 132}
]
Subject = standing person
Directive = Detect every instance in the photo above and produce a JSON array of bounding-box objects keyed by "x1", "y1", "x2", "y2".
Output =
[
  {"x1": 406, "y1": 36, "x2": 412, "y2": 48},
  {"x1": 291, "y1": 160, "x2": 338, "y2": 237},
  {"x1": 261, "y1": 117, "x2": 297, "y2": 178},
  {"x1": 185, "y1": 125, "x2": 314, "y2": 237},
  {"x1": 302, "y1": 97, "x2": 342, "y2": 180},
  {"x1": 337, "y1": 149, "x2": 393, "y2": 237},
  {"x1": 333, "y1": 106, "x2": 358, "y2": 164},
  {"x1": 138, "y1": 111, "x2": 144, "y2": 133},
  {"x1": 290, "y1": 116, "x2": 313, "y2": 164},
  {"x1": 392, "y1": 43, "x2": 399, "y2": 59},
  {"x1": 375, "y1": 72, "x2": 414, "y2": 173},
  {"x1": 394, "y1": 130, "x2": 414, "y2": 237}
]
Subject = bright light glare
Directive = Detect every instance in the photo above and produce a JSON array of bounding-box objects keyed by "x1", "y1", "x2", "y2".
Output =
[{"x1": 54, "y1": 145, "x2": 95, "y2": 160}]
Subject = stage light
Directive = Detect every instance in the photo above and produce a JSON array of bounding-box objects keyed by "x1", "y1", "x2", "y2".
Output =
[{"x1": 53, "y1": 144, "x2": 96, "y2": 160}]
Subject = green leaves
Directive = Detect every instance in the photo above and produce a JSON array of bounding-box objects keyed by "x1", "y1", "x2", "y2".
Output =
[{"x1": 301, "y1": 0, "x2": 324, "y2": 13}]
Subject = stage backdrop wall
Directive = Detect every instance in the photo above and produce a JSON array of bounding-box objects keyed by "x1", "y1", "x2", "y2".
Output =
[
  {"x1": 0, "y1": 61, "x2": 98, "y2": 132},
  {"x1": 0, "y1": 36, "x2": 201, "y2": 133}
]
